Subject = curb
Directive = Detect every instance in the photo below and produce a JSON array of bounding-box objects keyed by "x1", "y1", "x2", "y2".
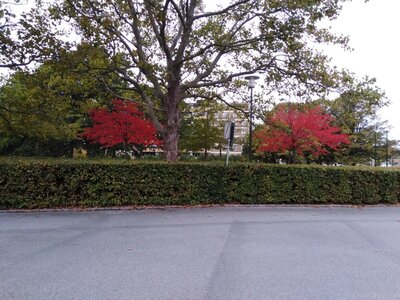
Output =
[{"x1": 1, "y1": 203, "x2": 399, "y2": 213}]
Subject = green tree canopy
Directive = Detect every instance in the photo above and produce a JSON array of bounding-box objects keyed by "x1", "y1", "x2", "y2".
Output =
[{"x1": 0, "y1": 69, "x2": 79, "y2": 140}]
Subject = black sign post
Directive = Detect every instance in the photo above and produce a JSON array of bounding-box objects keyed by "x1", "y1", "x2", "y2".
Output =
[{"x1": 224, "y1": 122, "x2": 235, "y2": 166}]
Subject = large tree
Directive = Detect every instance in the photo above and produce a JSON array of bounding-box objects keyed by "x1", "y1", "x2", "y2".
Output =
[{"x1": 12, "y1": 0, "x2": 351, "y2": 161}]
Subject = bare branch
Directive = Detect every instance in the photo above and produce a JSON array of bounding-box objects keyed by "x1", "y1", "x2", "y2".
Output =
[
  {"x1": 169, "y1": 0, "x2": 186, "y2": 26},
  {"x1": 98, "y1": 75, "x2": 164, "y2": 112},
  {"x1": 193, "y1": 0, "x2": 251, "y2": 20},
  {"x1": 174, "y1": 0, "x2": 196, "y2": 63},
  {"x1": 183, "y1": 58, "x2": 275, "y2": 89}
]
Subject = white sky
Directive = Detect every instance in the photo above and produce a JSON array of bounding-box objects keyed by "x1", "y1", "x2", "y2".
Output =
[{"x1": 322, "y1": 0, "x2": 400, "y2": 140}]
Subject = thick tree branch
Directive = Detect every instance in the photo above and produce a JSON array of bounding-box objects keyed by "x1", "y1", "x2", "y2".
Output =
[
  {"x1": 183, "y1": 58, "x2": 275, "y2": 89},
  {"x1": 193, "y1": 0, "x2": 251, "y2": 20},
  {"x1": 143, "y1": 0, "x2": 173, "y2": 62},
  {"x1": 125, "y1": 0, "x2": 167, "y2": 102}
]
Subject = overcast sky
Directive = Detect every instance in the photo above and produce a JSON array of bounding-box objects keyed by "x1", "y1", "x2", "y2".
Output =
[{"x1": 323, "y1": 0, "x2": 400, "y2": 140}]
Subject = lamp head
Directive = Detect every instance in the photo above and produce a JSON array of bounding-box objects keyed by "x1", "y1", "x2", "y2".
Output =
[{"x1": 244, "y1": 75, "x2": 260, "y2": 88}]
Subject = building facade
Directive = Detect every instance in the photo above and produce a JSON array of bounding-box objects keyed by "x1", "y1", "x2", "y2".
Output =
[{"x1": 212, "y1": 106, "x2": 249, "y2": 155}]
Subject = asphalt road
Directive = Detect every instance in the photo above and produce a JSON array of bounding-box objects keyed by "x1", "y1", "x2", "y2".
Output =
[{"x1": 1, "y1": 206, "x2": 400, "y2": 300}]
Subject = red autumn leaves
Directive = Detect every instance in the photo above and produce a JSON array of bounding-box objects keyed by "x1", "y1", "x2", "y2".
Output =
[
  {"x1": 82, "y1": 99, "x2": 160, "y2": 150},
  {"x1": 256, "y1": 105, "x2": 349, "y2": 158},
  {"x1": 83, "y1": 99, "x2": 349, "y2": 160}
]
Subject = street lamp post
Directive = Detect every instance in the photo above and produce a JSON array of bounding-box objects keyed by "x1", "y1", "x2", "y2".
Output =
[
  {"x1": 374, "y1": 131, "x2": 377, "y2": 167},
  {"x1": 374, "y1": 124, "x2": 378, "y2": 167},
  {"x1": 244, "y1": 75, "x2": 259, "y2": 161},
  {"x1": 385, "y1": 130, "x2": 389, "y2": 167}
]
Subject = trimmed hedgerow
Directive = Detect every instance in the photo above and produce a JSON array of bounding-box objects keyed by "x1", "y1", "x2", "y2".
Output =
[{"x1": 0, "y1": 158, "x2": 399, "y2": 209}]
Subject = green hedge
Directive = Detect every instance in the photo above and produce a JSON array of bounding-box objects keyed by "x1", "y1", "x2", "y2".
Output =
[{"x1": 1, "y1": 158, "x2": 400, "y2": 209}]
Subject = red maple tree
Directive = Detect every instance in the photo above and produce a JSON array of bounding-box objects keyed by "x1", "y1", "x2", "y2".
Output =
[
  {"x1": 255, "y1": 105, "x2": 349, "y2": 162},
  {"x1": 82, "y1": 99, "x2": 160, "y2": 153}
]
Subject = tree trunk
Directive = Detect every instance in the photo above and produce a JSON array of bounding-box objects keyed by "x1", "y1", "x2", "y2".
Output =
[
  {"x1": 291, "y1": 150, "x2": 296, "y2": 164},
  {"x1": 161, "y1": 62, "x2": 182, "y2": 162},
  {"x1": 162, "y1": 82, "x2": 181, "y2": 162},
  {"x1": 163, "y1": 124, "x2": 179, "y2": 162}
]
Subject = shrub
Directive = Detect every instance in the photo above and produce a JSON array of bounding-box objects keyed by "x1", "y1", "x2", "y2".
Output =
[{"x1": 0, "y1": 157, "x2": 399, "y2": 209}]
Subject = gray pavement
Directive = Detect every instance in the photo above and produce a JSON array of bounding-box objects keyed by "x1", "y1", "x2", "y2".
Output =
[{"x1": 1, "y1": 206, "x2": 400, "y2": 300}]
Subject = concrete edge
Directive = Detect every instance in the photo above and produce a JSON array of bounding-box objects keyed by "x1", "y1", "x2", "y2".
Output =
[{"x1": 1, "y1": 203, "x2": 400, "y2": 213}]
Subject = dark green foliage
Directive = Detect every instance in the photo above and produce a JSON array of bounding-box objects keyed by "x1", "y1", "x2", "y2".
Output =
[{"x1": 0, "y1": 158, "x2": 399, "y2": 209}]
